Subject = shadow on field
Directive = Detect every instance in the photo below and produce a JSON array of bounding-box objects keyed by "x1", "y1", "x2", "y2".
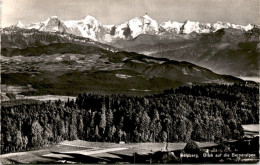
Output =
[
  {"x1": 40, "y1": 151, "x2": 118, "y2": 163},
  {"x1": 7, "y1": 158, "x2": 23, "y2": 164},
  {"x1": 107, "y1": 152, "x2": 133, "y2": 162}
]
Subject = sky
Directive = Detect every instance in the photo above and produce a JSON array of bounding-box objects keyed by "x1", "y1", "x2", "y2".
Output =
[{"x1": 1, "y1": 0, "x2": 259, "y2": 27}]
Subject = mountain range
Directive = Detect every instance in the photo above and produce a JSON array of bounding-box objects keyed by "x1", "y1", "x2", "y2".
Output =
[
  {"x1": 1, "y1": 14, "x2": 259, "y2": 96},
  {"x1": 2, "y1": 20, "x2": 260, "y2": 78},
  {"x1": 11, "y1": 14, "x2": 257, "y2": 43},
  {"x1": 119, "y1": 28, "x2": 260, "y2": 77},
  {"x1": 2, "y1": 27, "x2": 251, "y2": 96}
]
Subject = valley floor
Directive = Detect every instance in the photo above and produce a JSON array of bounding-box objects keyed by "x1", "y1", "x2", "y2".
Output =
[
  {"x1": 239, "y1": 77, "x2": 260, "y2": 83},
  {"x1": 1, "y1": 84, "x2": 76, "y2": 102}
]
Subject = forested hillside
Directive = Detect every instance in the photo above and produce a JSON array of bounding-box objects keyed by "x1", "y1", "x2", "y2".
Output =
[{"x1": 1, "y1": 84, "x2": 258, "y2": 154}]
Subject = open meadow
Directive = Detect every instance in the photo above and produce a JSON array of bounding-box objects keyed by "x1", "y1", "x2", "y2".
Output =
[{"x1": 0, "y1": 140, "x2": 217, "y2": 164}]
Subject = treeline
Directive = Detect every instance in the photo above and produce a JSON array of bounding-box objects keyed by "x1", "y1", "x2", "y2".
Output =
[{"x1": 1, "y1": 84, "x2": 259, "y2": 154}]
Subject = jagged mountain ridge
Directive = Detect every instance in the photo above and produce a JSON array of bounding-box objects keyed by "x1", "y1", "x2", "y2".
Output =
[{"x1": 9, "y1": 14, "x2": 257, "y2": 42}]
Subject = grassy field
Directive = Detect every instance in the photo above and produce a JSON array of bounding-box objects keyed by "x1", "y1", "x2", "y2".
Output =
[
  {"x1": 23, "y1": 95, "x2": 76, "y2": 101},
  {"x1": 0, "y1": 140, "x2": 217, "y2": 164},
  {"x1": 242, "y1": 124, "x2": 259, "y2": 132}
]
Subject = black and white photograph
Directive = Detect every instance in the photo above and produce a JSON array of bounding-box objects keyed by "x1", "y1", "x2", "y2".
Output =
[{"x1": 0, "y1": 0, "x2": 259, "y2": 164}]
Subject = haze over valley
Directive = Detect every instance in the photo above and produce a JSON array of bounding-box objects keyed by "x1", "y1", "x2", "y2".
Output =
[{"x1": 2, "y1": 21, "x2": 258, "y2": 98}]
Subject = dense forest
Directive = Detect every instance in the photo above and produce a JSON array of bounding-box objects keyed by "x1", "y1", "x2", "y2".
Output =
[{"x1": 1, "y1": 84, "x2": 259, "y2": 154}]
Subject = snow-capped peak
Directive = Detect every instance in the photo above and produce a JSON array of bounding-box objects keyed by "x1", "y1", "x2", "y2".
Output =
[
  {"x1": 181, "y1": 20, "x2": 201, "y2": 34},
  {"x1": 16, "y1": 20, "x2": 25, "y2": 28},
  {"x1": 212, "y1": 21, "x2": 231, "y2": 31},
  {"x1": 50, "y1": 16, "x2": 59, "y2": 19},
  {"x1": 142, "y1": 14, "x2": 153, "y2": 21},
  {"x1": 39, "y1": 16, "x2": 67, "y2": 32},
  {"x1": 84, "y1": 15, "x2": 97, "y2": 22},
  {"x1": 41, "y1": 16, "x2": 61, "y2": 26},
  {"x1": 123, "y1": 14, "x2": 159, "y2": 38},
  {"x1": 26, "y1": 22, "x2": 41, "y2": 29},
  {"x1": 83, "y1": 15, "x2": 101, "y2": 28},
  {"x1": 159, "y1": 21, "x2": 183, "y2": 34},
  {"x1": 244, "y1": 24, "x2": 254, "y2": 31},
  {"x1": 239, "y1": 23, "x2": 254, "y2": 31}
]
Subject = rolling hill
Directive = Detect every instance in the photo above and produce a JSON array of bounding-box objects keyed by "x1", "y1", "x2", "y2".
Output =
[{"x1": 2, "y1": 38, "x2": 248, "y2": 96}]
